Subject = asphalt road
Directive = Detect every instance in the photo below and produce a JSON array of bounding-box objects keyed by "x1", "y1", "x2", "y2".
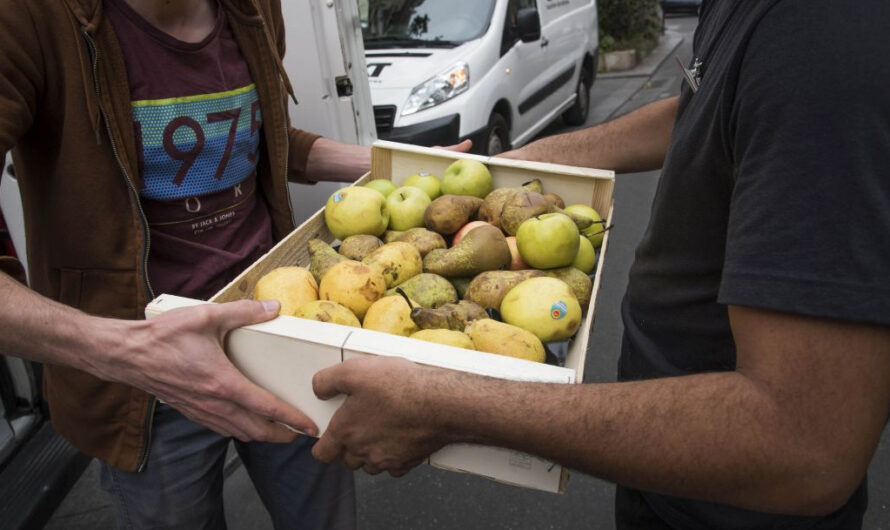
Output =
[{"x1": 46, "y1": 15, "x2": 890, "y2": 530}]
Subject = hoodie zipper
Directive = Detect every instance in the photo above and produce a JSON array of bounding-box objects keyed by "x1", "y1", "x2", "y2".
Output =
[{"x1": 81, "y1": 28, "x2": 157, "y2": 472}]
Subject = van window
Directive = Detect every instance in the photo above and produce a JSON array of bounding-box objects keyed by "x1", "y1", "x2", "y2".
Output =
[
  {"x1": 360, "y1": 0, "x2": 497, "y2": 49},
  {"x1": 501, "y1": 0, "x2": 538, "y2": 56}
]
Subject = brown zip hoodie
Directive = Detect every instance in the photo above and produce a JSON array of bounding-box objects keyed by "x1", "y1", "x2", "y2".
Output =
[{"x1": 0, "y1": 0, "x2": 320, "y2": 471}]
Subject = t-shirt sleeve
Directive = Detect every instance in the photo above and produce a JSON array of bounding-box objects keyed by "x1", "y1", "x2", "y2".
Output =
[
  {"x1": 718, "y1": 0, "x2": 890, "y2": 326},
  {"x1": 287, "y1": 127, "x2": 321, "y2": 184}
]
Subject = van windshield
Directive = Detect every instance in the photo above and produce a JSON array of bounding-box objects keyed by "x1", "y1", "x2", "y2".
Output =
[{"x1": 360, "y1": 0, "x2": 497, "y2": 49}]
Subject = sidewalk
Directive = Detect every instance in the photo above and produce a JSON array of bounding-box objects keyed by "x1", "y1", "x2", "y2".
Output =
[{"x1": 598, "y1": 30, "x2": 684, "y2": 80}]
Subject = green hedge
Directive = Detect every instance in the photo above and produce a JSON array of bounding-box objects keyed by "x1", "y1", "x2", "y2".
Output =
[{"x1": 598, "y1": 0, "x2": 662, "y2": 54}]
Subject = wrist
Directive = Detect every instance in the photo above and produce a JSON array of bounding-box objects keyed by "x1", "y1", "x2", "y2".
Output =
[
  {"x1": 77, "y1": 316, "x2": 145, "y2": 382},
  {"x1": 419, "y1": 368, "x2": 489, "y2": 446}
]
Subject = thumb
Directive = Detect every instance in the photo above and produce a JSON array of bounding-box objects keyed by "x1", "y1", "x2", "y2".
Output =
[
  {"x1": 313, "y1": 364, "x2": 352, "y2": 401},
  {"x1": 209, "y1": 299, "x2": 280, "y2": 334}
]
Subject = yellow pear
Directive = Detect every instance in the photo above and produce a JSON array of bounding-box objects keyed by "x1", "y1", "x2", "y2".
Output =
[
  {"x1": 465, "y1": 319, "x2": 545, "y2": 363},
  {"x1": 410, "y1": 329, "x2": 475, "y2": 350},
  {"x1": 362, "y1": 241, "x2": 422, "y2": 288},
  {"x1": 362, "y1": 295, "x2": 419, "y2": 336},
  {"x1": 318, "y1": 261, "x2": 386, "y2": 321},
  {"x1": 293, "y1": 300, "x2": 360, "y2": 327},
  {"x1": 500, "y1": 277, "x2": 581, "y2": 342},
  {"x1": 253, "y1": 267, "x2": 318, "y2": 316}
]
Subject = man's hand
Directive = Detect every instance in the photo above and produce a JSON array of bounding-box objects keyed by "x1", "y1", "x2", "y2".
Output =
[
  {"x1": 90, "y1": 300, "x2": 318, "y2": 443},
  {"x1": 311, "y1": 357, "x2": 451, "y2": 476}
]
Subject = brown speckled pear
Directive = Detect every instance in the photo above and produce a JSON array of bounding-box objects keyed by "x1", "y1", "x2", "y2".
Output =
[
  {"x1": 384, "y1": 273, "x2": 457, "y2": 308},
  {"x1": 338, "y1": 234, "x2": 384, "y2": 260},
  {"x1": 477, "y1": 179, "x2": 542, "y2": 230},
  {"x1": 464, "y1": 269, "x2": 546, "y2": 310},
  {"x1": 424, "y1": 195, "x2": 484, "y2": 235},
  {"x1": 500, "y1": 190, "x2": 594, "y2": 236},
  {"x1": 409, "y1": 300, "x2": 488, "y2": 331},
  {"x1": 390, "y1": 227, "x2": 447, "y2": 257},
  {"x1": 422, "y1": 224, "x2": 511, "y2": 278}
]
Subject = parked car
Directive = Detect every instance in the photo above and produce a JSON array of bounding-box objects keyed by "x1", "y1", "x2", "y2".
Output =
[{"x1": 359, "y1": 0, "x2": 599, "y2": 156}]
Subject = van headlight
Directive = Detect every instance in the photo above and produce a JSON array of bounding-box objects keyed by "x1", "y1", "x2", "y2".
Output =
[{"x1": 401, "y1": 62, "x2": 470, "y2": 117}]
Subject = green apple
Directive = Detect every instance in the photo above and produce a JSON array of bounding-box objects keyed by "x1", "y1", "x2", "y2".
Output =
[
  {"x1": 500, "y1": 276, "x2": 582, "y2": 342},
  {"x1": 364, "y1": 179, "x2": 398, "y2": 197},
  {"x1": 440, "y1": 159, "x2": 493, "y2": 198},
  {"x1": 324, "y1": 186, "x2": 389, "y2": 240},
  {"x1": 563, "y1": 204, "x2": 605, "y2": 249},
  {"x1": 571, "y1": 235, "x2": 596, "y2": 274},
  {"x1": 386, "y1": 186, "x2": 432, "y2": 231},
  {"x1": 516, "y1": 213, "x2": 580, "y2": 269},
  {"x1": 402, "y1": 172, "x2": 441, "y2": 200}
]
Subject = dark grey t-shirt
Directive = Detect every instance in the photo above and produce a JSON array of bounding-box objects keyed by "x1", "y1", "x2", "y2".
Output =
[{"x1": 618, "y1": 0, "x2": 890, "y2": 527}]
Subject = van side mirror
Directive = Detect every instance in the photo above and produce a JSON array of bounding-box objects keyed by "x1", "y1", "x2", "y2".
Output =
[{"x1": 516, "y1": 7, "x2": 541, "y2": 43}]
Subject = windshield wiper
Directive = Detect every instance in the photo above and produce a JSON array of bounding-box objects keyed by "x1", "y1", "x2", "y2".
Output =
[{"x1": 364, "y1": 37, "x2": 459, "y2": 49}]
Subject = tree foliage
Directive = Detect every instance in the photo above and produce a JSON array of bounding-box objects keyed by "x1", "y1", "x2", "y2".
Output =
[{"x1": 598, "y1": 0, "x2": 662, "y2": 54}]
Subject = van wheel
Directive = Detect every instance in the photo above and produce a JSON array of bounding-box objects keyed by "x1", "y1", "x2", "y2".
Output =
[
  {"x1": 562, "y1": 68, "x2": 591, "y2": 126},
  {"x1": 485, "y1": 113, "x2": 509, "y2": 156}
]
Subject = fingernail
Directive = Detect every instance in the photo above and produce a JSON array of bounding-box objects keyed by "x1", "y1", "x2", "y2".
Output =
[
  {"x1": 260, "y1": 300, "x2": 280, "y2": 314},
  {"x1": 304, "y1": 426, "x2": 318, "y2": 437}
]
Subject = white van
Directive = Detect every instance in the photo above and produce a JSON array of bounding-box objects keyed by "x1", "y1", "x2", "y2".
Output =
[{"x1": 359, "y1": 0, "x2": 599, "y2": 155}]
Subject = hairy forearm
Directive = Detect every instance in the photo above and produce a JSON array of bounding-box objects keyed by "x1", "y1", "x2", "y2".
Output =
[
  {"x1": 305, "y1": 138, "x2": 370, "y2": 183},
  {"x1": 429, "y1": 370, "x2": 840, "y2": 515},
  {"x1": 506, "y1": 96, "x2": 678, "y2": 173},
  {"x1": 0, "y1": 271, "x2": 124, "y2": 374}
]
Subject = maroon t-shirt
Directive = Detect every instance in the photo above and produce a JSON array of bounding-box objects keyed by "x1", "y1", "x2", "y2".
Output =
[{"x1": 106, "y1": 0, "x2": 274, "y2": 300}]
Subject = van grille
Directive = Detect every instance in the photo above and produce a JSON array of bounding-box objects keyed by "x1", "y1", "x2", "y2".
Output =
[{"x1": 373, "y1": 105, "x2": 397, "y2": 133}]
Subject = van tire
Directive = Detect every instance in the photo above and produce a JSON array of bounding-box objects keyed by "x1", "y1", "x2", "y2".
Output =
[
  {"x1": 485, "y1": 112, "x2": 509, "y2": 156},
  {"x1": 562, "y1": 67, "x2": 591, "y2": 126}
]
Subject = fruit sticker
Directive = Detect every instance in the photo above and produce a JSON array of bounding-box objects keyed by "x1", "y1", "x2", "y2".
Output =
[
  {"x1": 333, "y1": 192, "x2": 345, "y2": 202},
  {"x1": 550, "y1": 301, "x2": 568, "y2": 320}
]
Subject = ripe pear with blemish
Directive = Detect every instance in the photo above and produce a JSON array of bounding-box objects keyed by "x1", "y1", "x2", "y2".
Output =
[
  {"x1": 362, "y1": 242, "x2": 422, "y2": 289},
  {"x1": 477, "y1": 179, "x2": 542, "y2": 230},
  {"x1": 293, "y1": 300, "x2": 360, "y2": 327},
  {"x1": 422, "y1": 224, "x2": 511, "y2": 278},
  {"x1": 339, "y1": 234, "x2": 384, "y2": 260},
  {"x1": 424, "y1": 195, "x2": 484, "y2": 235},
  {"x1": 464, "y1": 269, "x2": 545, "y2": 310},
  {"x1": 388, "y1": 228, "x2": 447, "y2": 257},
  {"x1": 385, "y1": 273, "x2": 457, "y2": 308},
  {"x1": 318, "y1": 260, "x2": 386, "y2": 321},
  {"x1": 465, "y1": 319, "x2": 545, "y2": 363},
  {"x1": 500, "y1": 190, "x2": 593, "y2": 236},
  {"x1": 409, "y1": 299, "x2": 488, "y2": 331}
]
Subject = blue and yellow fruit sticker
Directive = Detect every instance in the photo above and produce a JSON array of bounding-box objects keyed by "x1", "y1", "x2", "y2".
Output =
[
  {"x1": 550, "y1": 301, "x2": 568, "y2": 320},
  {"x1": 333, "y1": 192, "x2": 346, "y2": 202}
]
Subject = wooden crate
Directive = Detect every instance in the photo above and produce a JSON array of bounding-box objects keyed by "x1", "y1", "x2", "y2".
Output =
[{"x1": 148, "y1": 140, "x2": 615, "y2": 492}]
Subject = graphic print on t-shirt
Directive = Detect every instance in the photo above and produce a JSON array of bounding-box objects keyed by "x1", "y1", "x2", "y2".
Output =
[{"x1": 133, "y1": 84, "x2": 262, "y2": 202}]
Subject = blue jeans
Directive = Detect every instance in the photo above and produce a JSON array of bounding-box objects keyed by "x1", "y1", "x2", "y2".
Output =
[{"x1": 100, "y1": 404, "x2": 355, "y2": 530}]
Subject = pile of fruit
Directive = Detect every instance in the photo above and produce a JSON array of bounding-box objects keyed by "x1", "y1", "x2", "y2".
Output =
[{"x1": 253, "y1": 158, "x2": 606, "y2": 364}]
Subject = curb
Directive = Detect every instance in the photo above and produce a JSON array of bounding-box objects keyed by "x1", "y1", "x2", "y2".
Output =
[{"x1": 598, "y1": 31, "x2": 685, "y2": 80}]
